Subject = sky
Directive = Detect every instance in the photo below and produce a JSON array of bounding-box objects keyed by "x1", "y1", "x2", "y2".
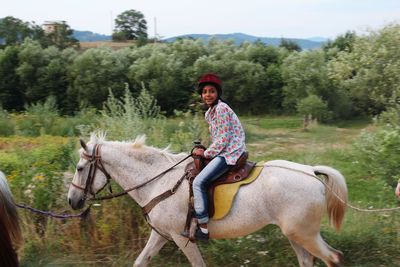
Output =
[{"x1": 1, "y1": 0, "x2": 400, "y2": 39}]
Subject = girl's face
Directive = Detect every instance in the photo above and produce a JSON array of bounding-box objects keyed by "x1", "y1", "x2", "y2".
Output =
[{"x1": 202, "y1": 85, "x2": 218, "y2": 106}]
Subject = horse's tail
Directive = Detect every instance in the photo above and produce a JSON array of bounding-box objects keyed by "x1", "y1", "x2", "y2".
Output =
[
  {"x1": 0, "y1": 171, "x2": 22, "y2": 263},
  {"x1": 312, "y1": 165, "x2": 348, "y2": 232}
]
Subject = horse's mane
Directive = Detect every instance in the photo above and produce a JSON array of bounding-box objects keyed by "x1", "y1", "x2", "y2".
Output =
[
  {"x1": 89, "y1": 131, "x2": 107, "y2": 145},
  {"x1": 131, "y1": 135, "x2": 187, "y2": 163},
  {"x1": 89, "y1": 131, "x2": 187, "y2": 163}
]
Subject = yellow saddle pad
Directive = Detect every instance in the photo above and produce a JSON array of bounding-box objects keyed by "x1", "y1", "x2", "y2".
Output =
[{"x1": 212, "y1": 162, "x2": 264, "y2": 220}]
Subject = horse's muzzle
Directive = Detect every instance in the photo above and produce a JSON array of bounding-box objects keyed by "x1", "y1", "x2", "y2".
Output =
[{"x1": 68, "y1": 197, "x2": 85, "y2": 210}]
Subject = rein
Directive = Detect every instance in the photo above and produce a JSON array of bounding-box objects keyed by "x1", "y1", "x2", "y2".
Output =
[
  {"x1": 91, "y1": 154, "x2": 191, "y2": 201},
  {"x1": 71, "y1": 144, "x2": 192, "y2": 241},
  {"x1": 16, "y1": 203, "x2": 91, "y2": 219},
  {"x1": 71, "y1": 143, "x2": 191, "y2": 203}
]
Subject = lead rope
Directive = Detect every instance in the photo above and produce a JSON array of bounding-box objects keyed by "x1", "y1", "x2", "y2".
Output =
[
  {"x1": 265, "y1": 164, "x2": 400, "y2": 212},
  {"x1": 16, "y1": 203, "x2": 91, "y2": 219}
]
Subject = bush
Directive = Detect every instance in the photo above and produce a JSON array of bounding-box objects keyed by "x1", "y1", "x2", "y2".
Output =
[
  {"x1": 167, "y1": 110, "x2": 208, "y2": 152},
  {"x1": 99, "y1": 86, "x2": 166, "y2": 143},
  {"x1": 296, "y1": 94, "x2": 332, "y2": 123},
  {"x1": 0, "y1": 136, "x2": 74, "y2": 203},
  {"x1": 0, "y1": 108, "x2": 14, "y2": 136},
  {"x1": 15, "y1": 96, "x2": 59, "y2": 136},
  {"x1": 354, "y1": 125, "x2": 400, "y2": 186}
]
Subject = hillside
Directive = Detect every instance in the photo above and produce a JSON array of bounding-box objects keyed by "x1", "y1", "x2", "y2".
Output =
[
  {"x1": 73, "y1": 30, "x2": 111, "y2": 42},
  {"x1": 73, "y1": 30, "x2": 327, "y2": 49},
  {"x1": 164, "y1": 33, "x2": 327, "y2": 49}
]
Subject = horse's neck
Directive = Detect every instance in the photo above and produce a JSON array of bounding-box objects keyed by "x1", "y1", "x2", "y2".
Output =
[{"x1": 101, "y1": 142, "x2": 187, "y2": 206}]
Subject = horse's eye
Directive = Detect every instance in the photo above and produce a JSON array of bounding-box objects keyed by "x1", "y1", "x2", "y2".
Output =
[{"x1": 77, "y1": 167, "x2": 83, "y2": 172}]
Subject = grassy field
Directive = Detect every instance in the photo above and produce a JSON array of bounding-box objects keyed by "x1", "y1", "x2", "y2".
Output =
[{"x1": 2, "y1": 115, "x2": 399, "y2": 266}]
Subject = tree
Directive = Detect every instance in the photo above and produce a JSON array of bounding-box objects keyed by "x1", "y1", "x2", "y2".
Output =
[
  {"x1": 128, "y1": 47, "x2": 188, "y2": 115},
  {"x1": 279, "y1": 38, "x2": 302, "y2": 52},
  {"x1": 0, "y1": 16, "x2": 41, "y2": 47},
  {"x1": 44, "y1": 21, "x2": 79, "y2": 49},
  {"x1": 328, "y1": 24, "x2": 400, "y2": 116},
  {"x1": 192, "y1": 45, "x2": 269, "y2": 114},
  {"x1": 67, "y1": 47, "x2": 130, "y2": 110},
  {"x1": 296, "y1": 94, "x2": 332, "y2": 124},
  {"x1": 281, "y1": 49, "x2": 353, "y2": 119},
  {"x1": 0, "y1": 46, "x2": 24, "y2": 110},
  {"x1": 323, "y1": 31, "x2": 357, "y2": 53},
  {"x1": 16, "y1": 39, "x2": 47, "y2": 104},
  {"x1": 281, "y1": 50, "x2": 330, "y2": 111},
  {"x1": 243, "y1": 43, "x2": 281, "y2": 68},
  {"x1": 15, "y1": 39, "x2": 77, "y2": 112},
  {"x1": 113, "y1": 9, "x2": 148, "y2": 41},
  {"x1": 0, "y1": 17, "x2": 78, "y2": 49}
]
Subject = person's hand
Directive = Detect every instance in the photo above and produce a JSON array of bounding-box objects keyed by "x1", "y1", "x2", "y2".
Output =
[
  {"x1": 192, "y1": 148, "x2": 205, "y2": 158},
  {"x1": 395, "y1": 182, "x2": 400, "y2": 198}
]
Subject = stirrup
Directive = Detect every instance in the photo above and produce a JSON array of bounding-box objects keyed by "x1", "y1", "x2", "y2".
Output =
[{"x1": 181, "y1": 217, "x2": 198, "y2": 243}]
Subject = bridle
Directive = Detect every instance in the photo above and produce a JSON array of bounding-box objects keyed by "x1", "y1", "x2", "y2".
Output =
[
  {"x1": 71, "y1": 143, "x2": 192, "y2": 204},
  {"x1": 71, "y1": 144, "x2": 113, "y2": 201},
  {"x1": 70, "y1": 142, "x2": 193, "y2": 241}
]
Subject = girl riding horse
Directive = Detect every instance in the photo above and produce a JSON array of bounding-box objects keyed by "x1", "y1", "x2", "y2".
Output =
[{"x1": 191, "y1": 73, "x2": 247, "y2": 241}]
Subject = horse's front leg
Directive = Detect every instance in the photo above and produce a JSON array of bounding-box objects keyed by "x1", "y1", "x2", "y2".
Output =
[
  {"x1": 133, "y1": 230, "x2": 168, "y2": 267},
  {"x1": 171, "y1": 233, "x2": 206, "y2": 267}
]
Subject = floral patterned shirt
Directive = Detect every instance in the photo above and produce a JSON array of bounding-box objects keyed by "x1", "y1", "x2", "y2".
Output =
[{"x1": 203, "y1": 100, "x2": 246, "y2": 165}]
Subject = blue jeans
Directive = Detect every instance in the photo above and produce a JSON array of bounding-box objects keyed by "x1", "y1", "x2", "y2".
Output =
[{"x1": 193, "y1": 156, "x2": 231, "y2": 224}]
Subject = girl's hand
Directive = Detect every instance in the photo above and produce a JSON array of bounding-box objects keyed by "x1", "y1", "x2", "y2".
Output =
[
  {"x1": 395, "y1": 182, "x2": 400, "y2": 198},
  {"x1": 192, "y1": 148, "x2": 205, "y2": 158}
]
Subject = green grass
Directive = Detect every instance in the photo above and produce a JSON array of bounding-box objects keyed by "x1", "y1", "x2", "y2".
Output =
[
  {"x1": 7, "y1": 115, "x2": 400, "y2": 266},
  {"x1": 243, "y1": 115, "x2": 303, "y2": 129}
]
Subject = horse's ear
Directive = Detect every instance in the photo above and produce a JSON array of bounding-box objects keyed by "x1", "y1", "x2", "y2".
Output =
[{"x1": 80, "y1": 139, "x2": 88, "y2": 151}]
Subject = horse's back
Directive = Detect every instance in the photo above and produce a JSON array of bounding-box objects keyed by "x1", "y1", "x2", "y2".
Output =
[
  {"x1": 264, "y1": 159, "x2": 317, "y2": 176},
  {"x1": 210, "y1": 159, "x2": 328, "y2": 238}
]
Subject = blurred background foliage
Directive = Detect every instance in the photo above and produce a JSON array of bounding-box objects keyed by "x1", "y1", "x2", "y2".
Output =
[{"x1": 0, "y1": 24, "x2": 399, "y2": 120}]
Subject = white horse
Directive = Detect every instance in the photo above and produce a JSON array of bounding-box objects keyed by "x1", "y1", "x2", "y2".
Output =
[{"x1": 68, "y1": 134, "x2": 348, "y2": 267}]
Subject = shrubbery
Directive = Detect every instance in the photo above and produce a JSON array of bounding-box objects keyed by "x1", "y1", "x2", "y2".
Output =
[
  {"x1": 1, "y1": 23, "x2": 399, "y2": 121},
  {"x1": 296, "y1": 94, "x2": 332, "y2": 123},
  {"x1": 353, "y1": 108, "x2": 400, "y2": 186},
  {"x1": 0, "y1": 108, "x2": 14, "y2": 136}
]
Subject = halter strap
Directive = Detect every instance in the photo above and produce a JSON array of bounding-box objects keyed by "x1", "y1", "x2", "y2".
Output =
[{"x1": 71, "y1": 144, "x2": 113, "y2": 200}]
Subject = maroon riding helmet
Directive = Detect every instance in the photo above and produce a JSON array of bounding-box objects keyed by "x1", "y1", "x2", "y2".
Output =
[{"x1": 197, "y1": 73, "x2": 222, "y2": 96}]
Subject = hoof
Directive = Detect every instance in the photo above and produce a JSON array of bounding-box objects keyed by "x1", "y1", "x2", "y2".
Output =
[{"x1": 328, "y1": 250, "x2": 344, "y2": 267}]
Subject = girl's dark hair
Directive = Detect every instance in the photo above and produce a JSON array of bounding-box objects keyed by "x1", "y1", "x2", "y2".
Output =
[{"x1": 219, "y1": 97, "x2": 234, "y2": 109}]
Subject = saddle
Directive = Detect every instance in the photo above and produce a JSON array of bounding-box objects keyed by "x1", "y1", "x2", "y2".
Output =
[{"x1": 183, "y1": 151, "x2": 261, "y2": 241}]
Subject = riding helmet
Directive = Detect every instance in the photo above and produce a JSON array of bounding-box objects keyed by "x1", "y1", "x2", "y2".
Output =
[{"x1": 197, "y1": 73, "x2": 222, "y2": 96}]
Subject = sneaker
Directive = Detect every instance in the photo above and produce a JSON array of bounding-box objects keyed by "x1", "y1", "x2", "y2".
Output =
[{"x1": 194, "y1": 228, "x2": 209, "y2": 242}]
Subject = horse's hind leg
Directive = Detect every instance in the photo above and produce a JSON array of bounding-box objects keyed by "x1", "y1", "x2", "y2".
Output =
[
  {"x1": 288, "y1": 239, "x2": 315, "y2": 267},
  {"x1": 134, "y1": 230, "x2": 168, "y2": 267},
  {"x1": 171, "y1": 233, "x2": 206, "y2": 267},
  {"x1": 304, "y1": 234, "x2": 343, "y2": 267},
  {"x1": 287, "y1": 232, "x2": 343, "y2": 267}
]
